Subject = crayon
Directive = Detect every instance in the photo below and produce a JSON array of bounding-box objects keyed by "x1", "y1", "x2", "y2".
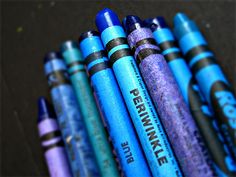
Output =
[
  {"x1": 60, "y1": 41, "x2": 120, "y2": 177},
  {"x1": 173, "y1": 13, "x2": 236, "y2": 157},
  {"x1": 96, "y1": 9, "x2": 182, "y2": 177},
  {"x1": 37, "y1": 97, "x2": 72, "y2": 177},
  {"x1": 144, "y1": 17, "x2": 236, "y2": 177},
  {"x1": 44, "y1": 52, "x2": 100, "y2": 177},
  {"x1": 123, "y1": 15, "x2": 216, "y2": 177},
  {"x1": 79, "y1": 31, "x2": 151, "y2": 177}
]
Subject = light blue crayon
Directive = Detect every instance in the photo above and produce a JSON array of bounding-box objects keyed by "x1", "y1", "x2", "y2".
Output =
[
  {"x1": 95, "y1": 8, "x2": 182, "y2": 177},
  {"x1": 79, "y1": 30, "x2": 151, "y2": 177},
  {"x1": 173, "y1": 13, "x2": 236, "y2": 158}
]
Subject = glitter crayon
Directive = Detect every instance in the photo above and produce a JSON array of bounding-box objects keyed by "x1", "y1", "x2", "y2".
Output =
[
  {"x1": 60, "y1": 41, "x2": 119, "y2": 177},
  {"x1": 173, "y1": 13, "x2": 236, "y2": 157},
  {"x1": 96, "y1": 9, "x2": 182, "y2": 177},
  {"x1": 37, "y1": 97, "x2": 72, "y2": 177},
  {"x1": 123, "y1": 15, "x2": 216, "y2": 177},
  {"x1": 79, "y1": 31, "x2": 151, "y2": 177},
  {"x1": 44, "y1": 52, "x2": 100, "y2": 177},
  {"x1": 144, "y1": 16, "x2": 236, "y2": 177}
]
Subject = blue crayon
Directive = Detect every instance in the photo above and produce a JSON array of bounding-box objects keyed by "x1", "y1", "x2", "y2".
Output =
[
  {"x1": 144, "y1": 17, "x2": 236, "y2": 177},
  {"x1": 173, "y1": 13, "x2": 236, "y2": 157},
  {"x1": 60, "y1": 41, "x2": 120, "y2": 177},
  {"x1": 44, "y1": 52, "x2": 100, "y2": 177},
  {"x1": 79, "y1": 31, "x2": 151, "y2": 177},
  {"x1": 96, "y1": 8, "x2": 182, "y2": 177}
]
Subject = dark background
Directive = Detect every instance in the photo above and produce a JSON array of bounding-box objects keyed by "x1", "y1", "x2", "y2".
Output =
[{"x1": 1, "y1": 0, "x2": 236, "y2": 176}]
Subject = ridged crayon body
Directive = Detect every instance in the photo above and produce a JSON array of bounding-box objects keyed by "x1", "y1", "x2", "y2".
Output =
[
  {"x1": 44, "y1": 52, "x2": 100, "y2": 177},
  {"x1": 124, "y1": 15, "x2": 216, "y2": 177},
  {"x1": 60, "y1": 41, "x2": 120, "y2": 177},
  {"x1": 37, "y1": 97, "x2": 72, "y2": 177},
  {"x1": 144, "y1": 17, "x2": 236, "y2": 177},
  {"x1": 79, "y1": 31, "x2": 151, "y2": 177},
  {"x1": 96, "y1": 9, "x2": 182, "y2": 177},
  {"x1": 174, "y1": 13, "x2": 236, "y2": 158}
]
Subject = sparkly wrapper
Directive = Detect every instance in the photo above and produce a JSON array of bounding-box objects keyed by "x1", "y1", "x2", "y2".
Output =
[
  {"x1": 44, "y1": 56, "x2": 100, "y2": 177},
  {"x1": 128, "y1": 27, "x2": 216, "y2": 177},
  {"x1": 149, "y1": 19, "x2": 236, "y2": 176},
  {"x1": 139, "y1": 54, "x2": 216, "y2": 177}
]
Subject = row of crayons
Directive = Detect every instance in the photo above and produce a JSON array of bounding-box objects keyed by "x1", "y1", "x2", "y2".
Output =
[{"x1": 38, "y1": 8, "x2": 236, "y2": 177}]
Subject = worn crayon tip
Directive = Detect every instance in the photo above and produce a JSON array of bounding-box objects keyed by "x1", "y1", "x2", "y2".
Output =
[
  {"x1": 95, "y1": 8, "x2": 121, "y2": 33},
  {"x1": 38, "y1": 97, "x2": 56, "y2": 122},
  {"x1": 144, "y1": 17, "x2": 168, "y2": 31},
  {"x1": 174, "y1": 13, "x2": 189, "y2": 26},
  {"x1": 79, "y1": 30, "x2": 100, "y2": 43},
  {"x1": 60, "y1": 40, "x2": 79, "y2": 53},
  {"x1": 44, "y1": 52, "x2": 62, "y2": 63},
  {"x1": 122, "y1": 15, "x2": 143, "y2": 34},
  {"x1": 60, "y1": 40, "x2": 83, "y2": 64}
]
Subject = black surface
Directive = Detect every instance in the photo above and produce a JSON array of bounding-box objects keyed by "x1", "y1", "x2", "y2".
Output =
[{"x1": 1, "y1": 1, "x2": 236, "y2": 176}]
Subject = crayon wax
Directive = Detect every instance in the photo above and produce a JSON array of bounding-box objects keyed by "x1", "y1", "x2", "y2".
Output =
[
  {"x1": 96, "y1": 8, "x2": 182, "y2": 177},
  {"x1": 79, "y1": 31, "x2": 151, "y2": 177},
  {"x1": 44, "y1": 52, "x2": 100, "y2": 177},
  {"x1": 173, "y1": 13, "x2": 236, "y2": 157},
  {"x1": 144, "y1": 16, "x2": 236, "y2": 177},
  {"x1": 60, "y1": 41, "x2": 120, "y2": 177},
  {"x1": 37, "y1": 97, "x2": 72, "y2": 177},
  {"x1": 123, "y1": 15, "x2": 216, "y2": 177}
]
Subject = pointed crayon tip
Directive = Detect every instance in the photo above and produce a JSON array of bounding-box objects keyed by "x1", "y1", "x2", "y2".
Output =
[{"x1": 37, "y1": 97, "x2": 56, "y2": 122}]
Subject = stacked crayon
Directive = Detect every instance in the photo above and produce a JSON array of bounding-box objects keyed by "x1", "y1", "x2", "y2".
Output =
[{"x1": 37, "y1": 8, "x2": 236, "y2": 177}]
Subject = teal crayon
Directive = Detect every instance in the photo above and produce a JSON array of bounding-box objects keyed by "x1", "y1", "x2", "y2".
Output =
[
  {"x1": 79, "y1": 30, "x2": 151, "y2": 177},
  {"x1": 60, "y1": 41, "x2": 120, "y2": 177}
]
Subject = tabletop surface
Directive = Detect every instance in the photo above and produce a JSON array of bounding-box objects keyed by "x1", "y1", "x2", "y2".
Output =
[{"x1": 1, "y1": 1, "x2": 236, "y2": 176}]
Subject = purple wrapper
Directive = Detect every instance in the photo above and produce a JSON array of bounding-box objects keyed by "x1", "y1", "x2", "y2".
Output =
[
  {"x1": 128, "y1": 28, "x2": 151, "y2": 49},
  {"x1": 38, "y1": 118, "x2": 58, "y2": 136},
  {"x1": 45, "y1": 148, "x2": 72, "y2": 177},
  {"x1": 140, "y1": 55, "x2": 216, "y2": 177},
  {"x1": 134, "y1": 44, "x2": 158, "y2": 57},
  {"x1": 128, "y1": 27, "x2": 216, "y2": 177},
  {"x1": 38, "y1": 119, "x2": 72, "y2": 177}
]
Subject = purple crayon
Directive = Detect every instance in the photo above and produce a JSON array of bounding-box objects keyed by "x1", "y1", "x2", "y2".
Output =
[
  {"x1": 123, "y1": 15, "x2": 217, "y2": 177},
  {"x1": 37, "y1": 97, "x2": 72, "y2": 177}
]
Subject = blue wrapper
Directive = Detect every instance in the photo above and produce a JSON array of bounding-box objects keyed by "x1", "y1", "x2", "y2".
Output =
[
  {"x1": 173, "y1": 13, "x2": 236, "y2": 158},
  {"x1": 44, "y1": 52, "x2": 100, "y2": 177},
  {"x1": 79, "y1": 31, "x2": 151, "y2": 177},
  {"x1": 96, "y1": 9, "x2": 182, "y2": 177}
]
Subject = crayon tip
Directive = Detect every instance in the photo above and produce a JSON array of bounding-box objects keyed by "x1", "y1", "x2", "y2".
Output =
[
  {"x1": 37, "y1": 97, "x2": 55, "y2": 122},
  {"x1": 60, "y1": 40, "x2": 79, "y2": 53},
  {"x1": 79, "y1": 30, "x2": 100, "y2": 43},
  {"x1": 95, "y1": 8, "x2": 121, "y2": 33},
  {"x1": 174, "y1": 13, "x2": 189, "y2": 26},
  {"x1": 144, "y1": 17, "x2": 168, "y2": 31},
  {"x1": 143, "y1": 18, "x2": 154, "y2": 27},
  {"x1": 44, "y1": 52, "x2": 62, "y2": 63},
  {"x1": 122, "y1": 15, "x2": 143, "y2": 34}
]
